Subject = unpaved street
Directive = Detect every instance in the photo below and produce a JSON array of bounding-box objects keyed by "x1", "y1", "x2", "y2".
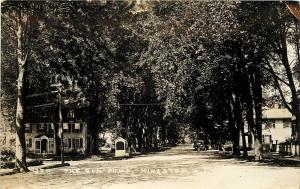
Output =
[{"x1": 0, "y1": 145, "x2": 299, "y2": 189}]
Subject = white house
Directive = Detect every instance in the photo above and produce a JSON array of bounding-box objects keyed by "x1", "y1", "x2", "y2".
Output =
[
  {"x1": 262, "y1": 104, "x2": 292, "y2": 150},
  {"x1": 24, "y1": 107, "x2": 91, "y2": 155}
]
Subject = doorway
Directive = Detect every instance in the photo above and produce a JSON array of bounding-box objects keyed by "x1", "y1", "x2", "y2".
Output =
[{"x1": 41, "y1": 139, "x2": 48, "y2": 153}]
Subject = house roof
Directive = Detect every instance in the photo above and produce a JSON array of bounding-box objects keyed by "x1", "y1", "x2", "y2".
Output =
[
  {"x1": 115, "y1": 137, "x2": 126, "y2": 142},
  {"x1": 34, "y1": 134, "x2": 54, "y2": 138},
  {"x1": 262, "y1": 108, "x2": 292, "y2": 119}
]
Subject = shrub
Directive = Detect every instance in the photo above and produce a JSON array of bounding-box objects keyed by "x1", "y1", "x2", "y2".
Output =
[
  {"x1": 27, "y1": 159, "x2": 43, "y2": 167},
  {"x1": 0, "y1": 150, "x2": 15, "y2": 161},
  {"x1": 0, "y1": 159, "x2": 43, "y2": 169},
  {"x1": 0, "y1": 161, "x2": 15, "y2": 169}
]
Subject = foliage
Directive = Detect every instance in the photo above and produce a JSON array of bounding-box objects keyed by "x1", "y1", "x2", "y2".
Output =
[{"x1": 1, "y1": 1, "x2": 299, "y2": 158}]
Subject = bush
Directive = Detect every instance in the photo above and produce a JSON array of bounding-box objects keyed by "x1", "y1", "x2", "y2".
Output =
[
  {"x1": 27, "y1": 159, "x2": 43, "y2": 167},
  {"x1": 0, "y1": 161, "x2": 15, "y2": 169},
  {"x1": 0, "y1": 150, "x2": 15, "y2": 161},
  {"x1": 0, "y1": 159, "x2": 43, "y2": 169}
]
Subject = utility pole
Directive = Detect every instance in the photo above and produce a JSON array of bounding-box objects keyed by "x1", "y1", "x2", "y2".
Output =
[
  {"x1": 51, "y1": 83, "x2": 64, "y2": 165},
  {"x1": 58, "y1": 88, "x2": 64, "y2": 165},
  {"x1": 25, "y1": 80, "x2": 65, "y2": 163}
]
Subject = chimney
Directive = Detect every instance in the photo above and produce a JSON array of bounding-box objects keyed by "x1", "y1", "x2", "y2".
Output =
[{"x1": 274, "y1": 103, "x2": 279, "y2": 109}]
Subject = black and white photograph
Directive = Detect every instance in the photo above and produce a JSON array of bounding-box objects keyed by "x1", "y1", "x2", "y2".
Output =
[{"x1": 0, "y1": 0, "x2": 300, "y2": 188}]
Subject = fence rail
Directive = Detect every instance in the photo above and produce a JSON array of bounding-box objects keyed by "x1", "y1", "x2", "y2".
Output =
[{"x1": 262, "y1": 143, "x2": 292, "y2": 155}]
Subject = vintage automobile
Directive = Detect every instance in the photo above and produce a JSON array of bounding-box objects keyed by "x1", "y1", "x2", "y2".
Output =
[
  {"x1": 193, "y1": 140, "x2": 206, "y2": 151},
  {"x1": 223, "y1": 141, "x2": 233, "y2": 152}
]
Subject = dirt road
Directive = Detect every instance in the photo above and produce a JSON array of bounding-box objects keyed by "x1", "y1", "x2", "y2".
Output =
[{"x1": 0, "y1": 145, "x2": 299, "y2": 189}]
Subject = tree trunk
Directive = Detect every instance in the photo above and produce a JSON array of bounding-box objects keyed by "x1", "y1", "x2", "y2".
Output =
[
  {"x1": 226, "y1": 96, "x2": 240, "y2": 156},
  {"x1": 294, "y1": 100, "x2": 300, "y2": 156},
  {"x1": 239, "y1": 71, "x2": 254, "y2": 156},
  {"x1": 240, "y1": 125, "x2": 248, "y2": 157},
  {"x1": 232, "y1": 127, "x2": 240, "y2": 156},
  {"x1": 14, "y1": 10, "x2": 29, "y2": 172},
  {"x1": 253, "y1": 71, "x2": 263, "y2": 160},
  {"x1": 235, "y1": 92, "x2": 247, "y2": 157},
  {"x1": 236, "y1": 94, "x2": 247, "y2": 157},
  {"x1": 245, "y1": 95, "x2": 255, "y2": 150},
  {"x1": 88, "y1": 103, "x2": 100, "y2": 154},
  {"x1": 15, "y1": 64, "x2": 29, "y2": 172},
  {"x1": 137, "y1": 136, "x2": 143, "y2": 152},
  {"x1": 52, "y1": 119, "x2": 58, "y2": 155},
  {"x1": 90, "y1": 122, "x2": 100, "y2": 154}
]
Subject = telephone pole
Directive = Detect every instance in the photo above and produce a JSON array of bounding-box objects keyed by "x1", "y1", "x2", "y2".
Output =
[{"x1": 51, "y1": 83, "x2": 64, "y2": 165}]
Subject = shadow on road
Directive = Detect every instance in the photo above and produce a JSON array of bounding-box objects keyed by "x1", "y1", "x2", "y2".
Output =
[{"x1": 213, "y1": 151, "x2": 300, "y2": 167}]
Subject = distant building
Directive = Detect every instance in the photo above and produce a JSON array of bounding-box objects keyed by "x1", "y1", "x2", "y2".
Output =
[
  {"x1": 24, "y1": 106, "x2": 91, "y2": 155},
  {"x1": 262, "y1": 104, "x2": 292, "y2": 150}
]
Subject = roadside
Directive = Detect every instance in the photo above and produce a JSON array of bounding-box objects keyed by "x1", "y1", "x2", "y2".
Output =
[
  {"x1": 1, "y1": 145, "x2": 300, "y2": 176},
  {"x1": 0, "y1": 160, "x2": 69, "y2": 176},
  {"x1": 0, "y1": 145, "x2": 299, "y2": 189}
]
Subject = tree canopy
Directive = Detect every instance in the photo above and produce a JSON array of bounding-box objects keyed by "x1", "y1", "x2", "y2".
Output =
[{"x1": 1, "y1": 1, "x2": 300, "y2": 170}]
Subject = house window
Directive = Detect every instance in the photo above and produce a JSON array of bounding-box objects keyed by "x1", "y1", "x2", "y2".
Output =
[
  {"x1": 45, "y1": 123, "x2": 53, "y2": 133},
  {"x1": 25, "y1": 123, "x2": 32, "y2": 133},
  {"x1": 63, "y1": 123, "x2": 68, "y2": 132},
  {"x1": 72, "y1": 138, "x2": 82, "y2": 149},
  {"x1": 63, "y1": 138, "x2": 69, "y2": 148},
  {"x1": 49, "y1": 140, "x2": 54, "y2": 149},
  {"x1": 68, "y1": 123, "x2": 75, "y2": 133},
  {"x1": 26, "y1": 138, "x2": 32, "y2": 148},
  {"x1": 35, "y1": 140, "x2": 40, "y2": 149},
  {"x1": 31, "y1": 124, "x2": 36, "y2": 132},
  {"x1": 68, "y1": 138, "x2": 72, "y2": 148},
  {"x1": 263, "y1": 135, "x2": 271, "y2": 144},
  {"x1": 283, "y1": 119, "x2": 290, "y2": 128},
  {"x1": 272, "y1": 120, "x2": 275, "y2": 128},
  {"x1": 68, "y1": 110, "x2": 75, "y2": 119},
  {"x1": 49, "y1": 123, "x2": 54, "y2": 133},
  {"x1": 37, "y1": 123, "x2": 46, "y2": 132},
  {"x1": 80, "y1": 138, "x2": 83, "y2": 148},
  {"x1": 75, "y1": 123, "x2": 81, "y2": 133}
]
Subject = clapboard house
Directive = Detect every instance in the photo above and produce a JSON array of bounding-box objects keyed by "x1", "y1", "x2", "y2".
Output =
[
  {"x1": 262, "y1": 104, "x2": 292, "y2": 144},
  {"x1": 261, "y1": 104, "x2": 292, "y2": 152},
  {"x1": 24, "y1": 99, "x2": 91, "y2": 155}
]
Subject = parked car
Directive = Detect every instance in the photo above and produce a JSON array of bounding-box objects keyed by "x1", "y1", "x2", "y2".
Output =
[
  {"x1": 193, "y1": 140, "x2": 206, "y2": 151},
  {"x1": 223, "y1": 141, "x2": 233, "y2": 152}
]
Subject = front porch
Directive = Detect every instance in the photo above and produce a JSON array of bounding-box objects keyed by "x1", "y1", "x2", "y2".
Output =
[{"x1": 33, "y1": 134, "x2": 55, "y2": 154}]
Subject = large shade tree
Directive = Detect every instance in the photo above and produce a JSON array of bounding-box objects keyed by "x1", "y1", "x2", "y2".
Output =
[{"x1": 1, "y1": 1, "x2": 45, "y2": 171}]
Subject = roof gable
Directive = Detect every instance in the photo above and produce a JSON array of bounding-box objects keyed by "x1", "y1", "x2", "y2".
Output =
[{"x1": 262, "y1": 108, "x2": 292, "y2": 119}]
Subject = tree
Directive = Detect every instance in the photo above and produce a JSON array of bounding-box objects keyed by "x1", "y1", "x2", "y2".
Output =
[
  {"x1": 130, "y1": 1, "x2": 248, "y2": 151},
  {"x1": 1, "y1": 1, "x2": 43, "y2": 172},
  {"x1": 270, "y1": 3, "x2": 300, "y2": 154},
  {"x1": 245, "y1": 2, "x2": 300, "y2": 155}
]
